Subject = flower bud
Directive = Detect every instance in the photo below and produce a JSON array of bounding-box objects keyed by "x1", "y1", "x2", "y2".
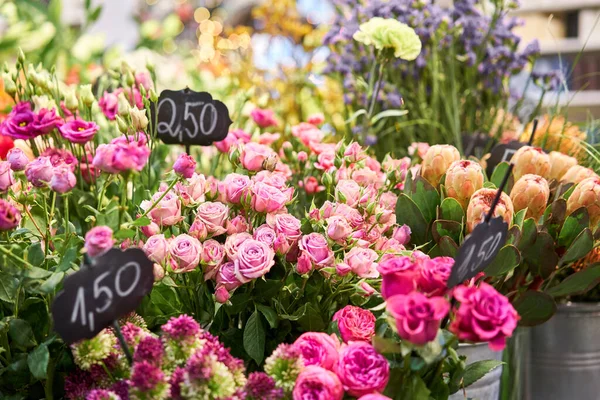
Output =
[
  {"x1": 117, "y1": 92, "x2": 131, "y2": 117},
  {"x1": 18, "y1": 48, "x2": 25, "y2": 64},
  {"x1": 511, "y1": 146, "x2": 550, "y2": 181},
  {"x1": 2, "y1": 73, "x2": 16, "y2": 96},
  {"x1": 561, "y1": 165, "x2": 598, "y2": 184},
  {"x1": 149, "y1": 88, "x2": 158, "y2": 102},
  {"x1": 64, "y1": 88, "x2": 79, "y2": 111},
  {"x1": 445, "y1": 160, "x2": 485, "y2": 209},
  {"x1": 548, "y1": 151, "x2": 578, "y2": 182},
  {"x1": 115, "y1": 115, "x2": 129, "y2": 134},
  {"x1": 79, "y1": 84, "x2": 95, "y2": 107},
  {"x1": 566, "y1": 177, "x2": 600, "y2": 226},
  {"x1": 466, "y1": 188, "x2": 514, "y2": 233},
  {"x1": 125, "y1": 70, "x2": 135, "y2": 87},
  {"x1": 262, "y1": 154, "x2": 278, "y2": 172},
  {"x1": 421, "y1": 144, "x2": 461, "y2": 187},
  {"x1": 510, "y1": 174, "x2": 550, "y2": 221},
  {"x1": 130, "y1": 107, "x2": 149, "y2": 130}
]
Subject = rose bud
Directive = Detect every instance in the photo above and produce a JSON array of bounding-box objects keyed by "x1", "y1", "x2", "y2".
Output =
[
  {"x1": 421, "y1": 144, "x2": 460, "y2": 187},
  {"x1": 511, "y1": 146, "x2": 550, "y2": 181},
  {"x1": 6, "y1": 148, "x2": 30, "y2": 171},
  {"x1": 566, "y1": 176, "x2": 600, "y2": 226},
  {"x1": 510, "y1": 174, "x2": 550, "y2": 221},
  {"x1": 445, "y1": 160, "x2": 485, "y2": 209},
  {"x1": 173, "y1": 153, "x2": 196, "y2": 179},
  {"x1": 466, "y1": 188, "x2": 514, "y2": 233},
  {"x1": 561, "y1": 165, "x2": 599, "y2": 184},
  {"x1": 548, "y1": 151, "x2": 577, "y2": 181}
]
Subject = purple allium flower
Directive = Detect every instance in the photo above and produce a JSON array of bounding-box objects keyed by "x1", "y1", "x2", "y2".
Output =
[
  {"x1": 162, "y1": 315, "x2": 200, "y2": 341},
  {"x1": 86, "y1": 389, "x2": 118, "y2": 400},
  {"x1": 130, "y1": 361, "x2": 165, "y2": 392},
  {"x1": 121, "y1": 322, "x2": 145, "y2": 347},
  {"x1": 169, "y1": 367, "x2": 186, "y2": 400},
  {"x1": 64, "y1": 370, "x2": 93, "y2": 400},
  {"x1": 88, "y1": 353, "x2": 119, "y2": 385},
  {"x1": 186, "y1": 350, "x2": 212, "y2": 382},
  {"x1": 134, "y1": 336, "x2": 164, "y2": 366},
  {"x1": 199, "y1": 331, "x2": 244, "y2": 372},
  {"x1": 110, "y1": 380, "x2": 129, "y2": 400},
  {"x1": 264, "y1": 343, "x2": 304, "y2": 393},
  {"x1": 245, "y1": 372, "x2": 284, "y2": 400}
]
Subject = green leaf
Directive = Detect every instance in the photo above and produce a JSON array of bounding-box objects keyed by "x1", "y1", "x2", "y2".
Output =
[
  {"x1": 57, "y1": 247, "x2": 79, "y2": 272},
  {"x1": 47, "y1": 0, "x2": 62, "y2": 24},
  {"x1": 560, "y1": 229, "x2": 594, "y2": 266},
  {"x1": 518, "y1": 219, "x2": 538, "y2": 251},
  {"x1": 24, "y1": 267, "x2": 52, "y2": 279},
  {"x1": 87, "y1": 5, "x2": 102, "y2": 23},
  {"x1": 9, "y1": 319, "x2": 36, "y2": 348},
  {"x1": 227, "y1": 293, "x2": 252, "y2": 315},
  {"x1": 440, "y1": 197, "x2": 465, "y2": 223},
  {"x1": 345, "y1": 109, "x2": 367, "y2": 123},
  {"x1": 27, "y1": 243, "x2": 45, "y2": 267},
  {"x1": 298, "y1": 304, "x2": 325, "y2": 332},
  {"x1": 243, "y1": 311, "x2": 265, "y2": 365},
  {"x1": 547, "y1": 263, "x2": 600, "y2": 297},
  {"x1": 0, "y1": 274, "x2": 19, "y2": 303},
  {"x1": 38, "y1": 272, "x2": 64, "y2": 294},
  {"x1": 542, "y1": 199, "x2": 567, "y2": 238},
  {"x1": 389, "y1": 374, "x2": 431, "y2": 400},
  {"x1": 514, "y1": 291, "x2": 557, "y2": 326},
  {"x1": 27, "y1": 343, "x2": 49, "y2": 379},
  {"x1": 432, "y1": 219, "x2": 462, "y2": 244},
  {"x1": 485, "y1": 245, "x2": 521, "y2": 277},
  {"x1": 150, "y1": 284, "x2": 180, "y2": 315},
  {"x1": 558, "y1": 207, "x2": 590, "y2": 249},
  {"x1": 513, "y1": 209, "x2": 527, "y2": 228},
  {"x1": 410, "y1": 176, "x2": 441, "y2": 222},
  {"x1": 371, "y1": 109, "x2": 408, "y2": 124},
  {"x1": 463, "y1": 360, "x2": 504, "y2": 388},
  {"x1": 256, "y1": 304, "x2": 278, "y2": 329},
  {"x1": 439, "y1": 236, "x2": 458, "y2": 257},
  {"x1": 522, "y1": 232, "x2": 558, "y2": 278},
  {"x1": 372, "y1": 336, "x2": 402, "y2": 354},
  {"x1": 114, "y1": 229, "x2": 136, "y2": 240},
  {"x1": 131, "y1": 216, "x2": 152, "y2": 227},
  {"x1": 490, "y1": 162, "x2": 510, "y2": 189},
  {"x1": 395, "y1": 194, "x2": 428, "y2": 245}
]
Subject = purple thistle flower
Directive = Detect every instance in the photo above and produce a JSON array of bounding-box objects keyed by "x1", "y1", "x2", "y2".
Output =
[
  {"x1": 245, "y1": 372, "x2": 284, "y2": 400},
  {"x1": 64, "y1": 370, "x2": 93, "y2": 400},
  {"x1": 130, "y1": 361, "x2": 165, "y2": 392},
  {"x1": 162, "y1": 315, "x2": 201, "y2": 341},
  {"x1": 133, "y1": 336, "x2": 164, "y2": 366}
]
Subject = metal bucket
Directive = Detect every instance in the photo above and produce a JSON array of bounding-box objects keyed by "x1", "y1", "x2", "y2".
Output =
[
  {"x1": 529, "y1": 302, "x2": 600, "y2": 400},
  {"x1": 450, "y1": 342, "x2": 503, "y2": 400}
]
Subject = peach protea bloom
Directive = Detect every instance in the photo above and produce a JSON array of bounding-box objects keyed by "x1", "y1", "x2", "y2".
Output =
[
  {"x1": 561, "y1": 165, "x2": 599, "y2": 185},
  {"x1": 548, "y1": 151, "x2": 578, "y2": 182},
  {"x1": 445, "y1": 160, "x2": 485, "y2": 210},
  {"x1": 421, "y1": 144, "x2": 460, "y2": 187},
  {"x1": 566, "y1": 177, "x2": 600, "y2": 226},
  {"x1": 511, "y1": 146, "x2": 551, "y2": 181},
  {"x1": 466, "y1": 188, "x2": 514, "y2": 233},
  {"x1": 510, "y1": 174, "x2": 550, "y2": 221}
]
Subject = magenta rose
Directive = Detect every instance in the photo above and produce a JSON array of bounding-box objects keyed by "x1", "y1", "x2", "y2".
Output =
[
  {"x1": 25, "y1": 156, "x2": 54, "y2": 187},
  {"x1": 0, "y1": 199, "x2": 21, "y2": 231},
  {"x1": 169, "y1": 234, "x2": 202, "y2": 273},
  {"x1": 234, "y1": 239, "x2": 275, "y2": 283},
  {"x1": 250, "y1": 108, "x2": 278, "y2": 128},
  {"x1": 200, "y1": 239, "x2": 225, "y2": 280},
  {"x1": 387, "y1": 292, "x2": 449, "y2": 345},
  {"x1": 359, "y1": 395, "x2": 392, "y2": 400},
  {"x1": 293, "y1": 365, "x2": 343, "y2": 400},
  {"x1": 296, "y1": 251, "x2": 312, "y2": 274},
  {"x1": 85, "y1": 226, "x2": 114, "y2": 257},
  {"x1": 143, "y1": 234, "x2": 169, "y2": 265},
  {"x1": 341, "y1": 247, "x2": 379, "y2": 278},
  {"x1": 216, "y1": 261, "x2": 243, "y2": 291},
  {"x1": 251, "y1": 182, "x2": 287, "y2": 213},
  {"x1": 6, "y1": 148, "x2": 29, "y2": 171},
  {"x1": 173, "y1": 153, "x2": 196, "y2": 179},
  {"x1": 99, "y1": 90, "x2": 120, "y2": 120},
  {"x1": 253, "y1": 224, "x2": 277, "y2": 247},
  {"x1": 267, "y1": 213, "x2": 301, "y2": 243},
  {"x1": 224, "y1": 232, "x2": 252, "y2": 260},
  {"x1": 449, "y1": 282, "x2": 519, "y2": 351},
  {"x1": 59, "y1": 119, "x2": 98, "y2": 144},
  {"x1": 50, "y1": 164, "x2": 76, "y2": 193},
  {"x1": 335, "y1": 179, "x2": 361, "y2": 207},
  {"x1": 333, "y1": 305, "x2": 376, "y2": 343},
  {"x1": 196, "y1": 201, "x2": 229, "y2": 236},
  {"x1": 336, "y1": 342, "x2": 390, "y2": 397},
  {"x1": 140, "y1": 190, "x2": 183, "y2": 226},
  {"x1": 378, "y1": 255, "x2": 418, "y2": 299},
  {"x1": 240, "y1": 142, "x2": 275, "y2": 172},
  {"x1": 418, "y1": 257, "x2": 453, "y2": 296},
  {"x1": 0, "y1": 161, "x2": 14, "y2": 191},
  {"x1": 222, "y1": 173, "x2": 251, "y2": 204},
  {"x1": 326, "y1": 216, "x2": 352, "y2": 242},
  {"x1": 294, "y1": 332, "x2": 339, "y2": 370},
  {"x1": 298, "y1": 233, "x2": 334, "y2": 268}
]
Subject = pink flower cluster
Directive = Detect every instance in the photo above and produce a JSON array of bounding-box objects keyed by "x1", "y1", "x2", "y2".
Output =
[
  {"x1": 93, "y1": 133, "x2": 150, "y2": 174},
  {"x1": 0, "y1": 102, "x2": 63, "y2": 140},
  {"x1": 98, "y1": 88, "x2": 144, "y2": 120}
]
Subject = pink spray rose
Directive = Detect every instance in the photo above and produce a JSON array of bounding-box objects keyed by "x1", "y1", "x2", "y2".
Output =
[
  {"x1": 189, "y1": 218, "x2": 208, "y2": 241},
  {"x1": 251, "y1": 182, "x2": 288, "y2": 213},
  {"x1": 59, "y1": 119, "x2": 99, "y2": 144},
  {"x1": 307, "y1": 113, "x2": 325, "y2": 125},
  {"x1": 169, "y1": 234, "x2": 202, "y2": 273},
  {"x1": 298, "y1": 233, "x2": 334, "y2": 268},
  {"x1": 291, "y1": 123, "x2": 324, "y2": 147},
  {"x1": 333, "y1": 305, "x2": 376, "y2": 343},
  {"x1": 392, "y1": 225, "x2": 411, "y2": 245},
  {"x1": 293, "y1": 365, "x2": 343, "y2": 400},
  {"x1": 196, "y1": 201, "x2": 229, "y2": 236},
  {"x1": 294, "y1": 332, "x2": 339, "y2": 370},
  {"x1": 344, "y1": 142, "x2": 366, "y2": 163},
  {"x1": 335, "y1": 179, "x2": 361, "y2": 207},
  {"x1": 6, "y1": 148, "x2": 29, "y2": 171},
  {"x1": 296, "y1": 251, "x2": 313, "y2": 274},
  {"x1": 326, "y1": 216, "x2": 353, "y2": 242},
  {"x1": 250, "y1": 108, "x2": 278, "y2": 128},
  {"x1": 314, "y1": 150, "x2": 335, "y2": 172},
  {"x1": 25, "y1": 156, "x2": 54, "y2": 187},
  {"x1": 224, "y1": 232, "x2": 253, "y2": 260},
  {"x1": 215, "y1": 286, "x2": 230, "y2": 304},
  {"x1": 85, "y1": 226, "x2": 114, "y2": 257},
  {"x1": 418, "y1": 257, "x2": 453, "y2": 296},
  {"x1": 49, "y1": 164, "x2": 76, "y2": 193},
  {"x1": 214, "y1": 132, "x2": 237, "y2": 153},
  {"x1": 297, "y1": 151, "x2": 308, "y2": 162},
  {"x1": 0, "y1": 161, "x2": 14, "y2": 191},
  {"x1": 143, "y1": 234, "x2": 169, "y2": 265},
  {"x1": 226, "y1": 215, "x2": 250, "y2": 235},
  {"x1": 335, "y1": 203, "x2": 364, "y2": 228},
  {"x1": 340, "y1": 247, "x2": 379, "y2": 278},
  {"x1": 267, "y1": 213, "x2": 302, "y2": 243},
  {"x1": 234, "y1": 239, "x2": 275, "y2": 283},
  {"x1": 0, "y1": 199, "x2": 20, "y2": 230},
  {"x1": 173, "y1": 153, "x2": 196, "y2": 179},
  {"x1": 140, "y1": 191, "x2": 183, "y2": 226},
  {"x1": 200, "y1": 239, "x2": 226, "y2": 280},
  {"x1": 216, "y1": 261, "x2": 243, "y2": 291},
  {"x1": 336, "y1": 342, "x2": 390, "y2": 397},
  {"x1": 378, "y1": 255, "x2": 418, "y2": 299},
  {"x1": 223, "y1": 173, "x2": 251, "y2": 204},
  {"x1": 359, "y1": 282, "x2": 376, "y2": 297},
  {"x1": 387, "y1": 292, "x2": 449, "y2": 345},
  {"x1": 254, "y1": 224, "x2": 277, "y2": 247},
  {"x1": 185, "y1": 173, "x2": 207, "y2": 203},
  {"x1": 274, "y1": 233, "x2": 291, "y2": 255},
  {"x1": 240, "y1": 142, "x2": 275, "y2": 171},
  {"x1": 449, "y1": 282, "x2": 519, "y2": 351}
]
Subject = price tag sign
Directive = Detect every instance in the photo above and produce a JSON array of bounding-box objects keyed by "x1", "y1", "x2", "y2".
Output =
[
  {"x1": 154, "y1": 88, "x2": 232, "y2": 146},
  {"x1": 51, "y1": 248, "x2": 154, "y2": 344},
  {"x1": 485, "y1": 140, "x2": 527, "y2": 177},
  {"x1": 447, "y1": 216, "x2": 508, "y2": 288}
]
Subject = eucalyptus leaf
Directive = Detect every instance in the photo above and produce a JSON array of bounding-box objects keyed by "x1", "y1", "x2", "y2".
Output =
[
  {"x1": 410, "y1": 176, "x2": 441, "y2": 222},
  {"x1": 432, "y1": 219, "x2": 462, "y2": 244},
  {"x1": 558, "y1": 207, "x2": 589, "y2": 249},
  {"x1": 513, "y1": 209, "x2": 527, "y2": 228},
  {"x1": 439, "y1": 236, "x2": 458, "y2": 257},
  {"x1": 440, "y1": 197, "x2": 464, "y2": 223},
  {"x1": 547, "y1": 263, "x2": 600, "y2": 297}
]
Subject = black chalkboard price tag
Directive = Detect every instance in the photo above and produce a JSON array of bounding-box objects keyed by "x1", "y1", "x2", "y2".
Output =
[
  {"x1": 485, "y1": 140, "x2": 526, "y2": 177},
  {"x1": 154, "y1": 88, "x2": 232, "y2": 146},
  {"x1": 51, "y1": 248, "x2": 154, "y2": 344}
]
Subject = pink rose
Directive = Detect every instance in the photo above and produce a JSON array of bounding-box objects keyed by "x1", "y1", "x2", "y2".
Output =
[
  {"x1": 140, "y1": 191, "x2": 183, "y2": 226},
  {"x1": 250, "y1": 108, "x2": 278, "y2": 128},
  {"x1": 224, "y1": 232, "x2": 252, "y2": 260},
  {"x1": 336, "y1": 342, "x2": 389, "y2": 397},
  {"x1": 216, "y1": 261, "x2": 243, "y2": 291},
  {"x1": 25, "y1": 156, "x2": 54, "y2": 187},
  {"x1": 50, "y1": 164, "x2": 76, "y2": 193},
  {"x1": 321, "y1": 201, "x2": 335, "y2": 219},
  {"x1": 226, "y1": 215, "x2": 250, "y2": 235},
  {"x1": 234, "y1": 239, "x2": 275, "y2": 283},
  {"x1": 185, "y1": 173, "x2": 207, "y2": 203},
  {"x1": 173, "y1": 153, "x2": 196, "y2": 179},
  {"x1": 253, "y1": 170, "x2": 289, "y2": 190},
  {"x1": 267, "y1": 213, "x2": 302, "y2": 243},
  {"x1": 0, "y1": 161, "x2": 14, "y2": 191},
  {"x1": 143, "y1": 234, "x2": 169, "y2": 265},
  {"x1": 274, "y1": 233, "x2": 291, "y2": 255},
  {"x1": 298, "y1": 233, "x2": 334, "y2": 268},
  {"x1": 291, "y1": 123, "x2": 324, "y2": 147},
  {"x1": 333, "y1": 305, "x2": 376, "y2": 343},
  {"x1": 215, "y1": 286, "x2": 230, "y2": 304},
  {"x1": 153, "y1": 263, "x2": 165, "y2": 281},
  {"x1": 297, "y1": 151, "x2": 308, "y2": 162},
  {"x1": 378, "y1": 255, "x2": 418, "y2": 299},
  {"x1": 240, "y1": 142, "x2": 275, "y2": 171},
  {"x1": 335, "y1": 180, "x2": 361, "y2": 206},
  {"x1": 258, "y1": 132, "x2": 281, "y2": 145},
  {"x1": 59, "y1": 119, "x2": 98, "y2": 144},
  {"x1": 449, "y1": 282, "x2": 519, "y2": 351},
  {"x1": 379, "y1": 192, "x2": 398, "y2": 210},
  {"x1": 223, "y1": 173, "x2": 251, "y2": 204},
  {"x1": 251, "y1": 182, "x2": 288, "y2": 213},
  {"x1": 392, "y1": 225, "x2": 411, "y2": 245},
  {"x1": 294, "y1": 332, "x2": 339, "y2": 370},
  {"x1": 170, "y1": 234, "x2": 202, "y2": 273},
  {"x1": 85, "y1": 226, "x2": 114, "y2": 257},
  {"x1": 359, "y1": 282, "x2": 376, "y2": 297},
  {"x1": 6, "y1": 148, "x2": 29, "y2": 171},
  {"x1": 189, "y1": 218, "x2": 208, "y2": 241},
  {"x1": 231, "y1": 128, "x2": 252, "y2": 143},
  {"x1": 307, "y1": 113, "x2": 325, "y2": 125},
  {"x1": 342, "y1": 247, "x2": 379, "y2": 278},
  {"x1": 334, "y1": 204, "x2": 364, "y2": 228},
  {"x1": 387, "y1": 292, "x2": 449, "y2": 345},
  {"x1": 293, "y1": 365, "x2": 343, "y2": 400},
  {"x1": 214, "y1": 132, "x2": 237, "y2": 153},
  {"x1": 326, "y1": 216, "x2": 353, "y2": 242},
  {"x1": 296, "y1": 251, "x2": 312, "y2": 274},
  {"x1": 344, "y1": 142, "x2": 366, "y2": 163},
  {"x1": 0, "y1": 199, "x2": 20, "y2": 230},
  {"x1": 336, "y1": 263, "x2": 352, "y2": 276},
  {"x1": 418, "y1": 257, "x2": 453, "y2": 296},
  {"x1": 254, "y1": 224, "x2": 277, "y2": 247},
  {"x1": 201, "y1": 239, "x2": 226, "y2": 280},
  {"x1": 314, "y1": 150, "x2": 335, "y2": 172},
  {"x1": 197, "y1": 202, "x2": 229, "y2": 236},
  {"x1": 303, "y1": 176, "x2": 323, "y2": 194},
  {"x1": 139, "y1": 217, "x2": 160, "y2": 238},
  {"x1": 359, "y1": 394, "x2": 392, "y2": 400}
]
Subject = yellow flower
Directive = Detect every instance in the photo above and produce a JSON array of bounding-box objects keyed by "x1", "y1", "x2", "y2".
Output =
[
  {"x1": 353, "y1": 17, "x2": 422, "y2": 60},
  {"x1": 521, "y1": 115, "x2": 587, "y2": 158}
]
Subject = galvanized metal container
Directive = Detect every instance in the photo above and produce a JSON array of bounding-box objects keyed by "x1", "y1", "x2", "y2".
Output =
[
  {"x1": 501, "y1": 327, "x2": 531, "y2": 400},
  {"x1": 450, "y1": 342, "x2": 503, "y2": 400},
  {"x1": 529, "y1": 302, "x2": 600, "y2": 400}
]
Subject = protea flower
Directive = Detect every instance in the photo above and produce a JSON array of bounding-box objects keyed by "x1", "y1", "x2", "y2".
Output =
[
  {"x1": 561, "y1": 165, "x2": 599, "y2": 184},
  {"x1": 445, "y1": 160, "x2": 485, "y2": 209},
  {"x1": 466, "y1": 188, "x2": 514, "y2": 233},
  {"x1": 511, "y1": 146, "x2": 551, "y2": 181},
  {"x1": 566, "y1": 177, "x2": 600, "y2": 226},
  {"x1": 421, "y1": 144, "x2": 460, "y2": 187},
  {"x1": 548, "y1": 151, "x2": 578, "y2": 181},
  {"x1": 510, "y1": 174, "x2": 550, "y2": 221},
  {"x1": 521, "y1": 115, "x2": 587, "y2": 157}
]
